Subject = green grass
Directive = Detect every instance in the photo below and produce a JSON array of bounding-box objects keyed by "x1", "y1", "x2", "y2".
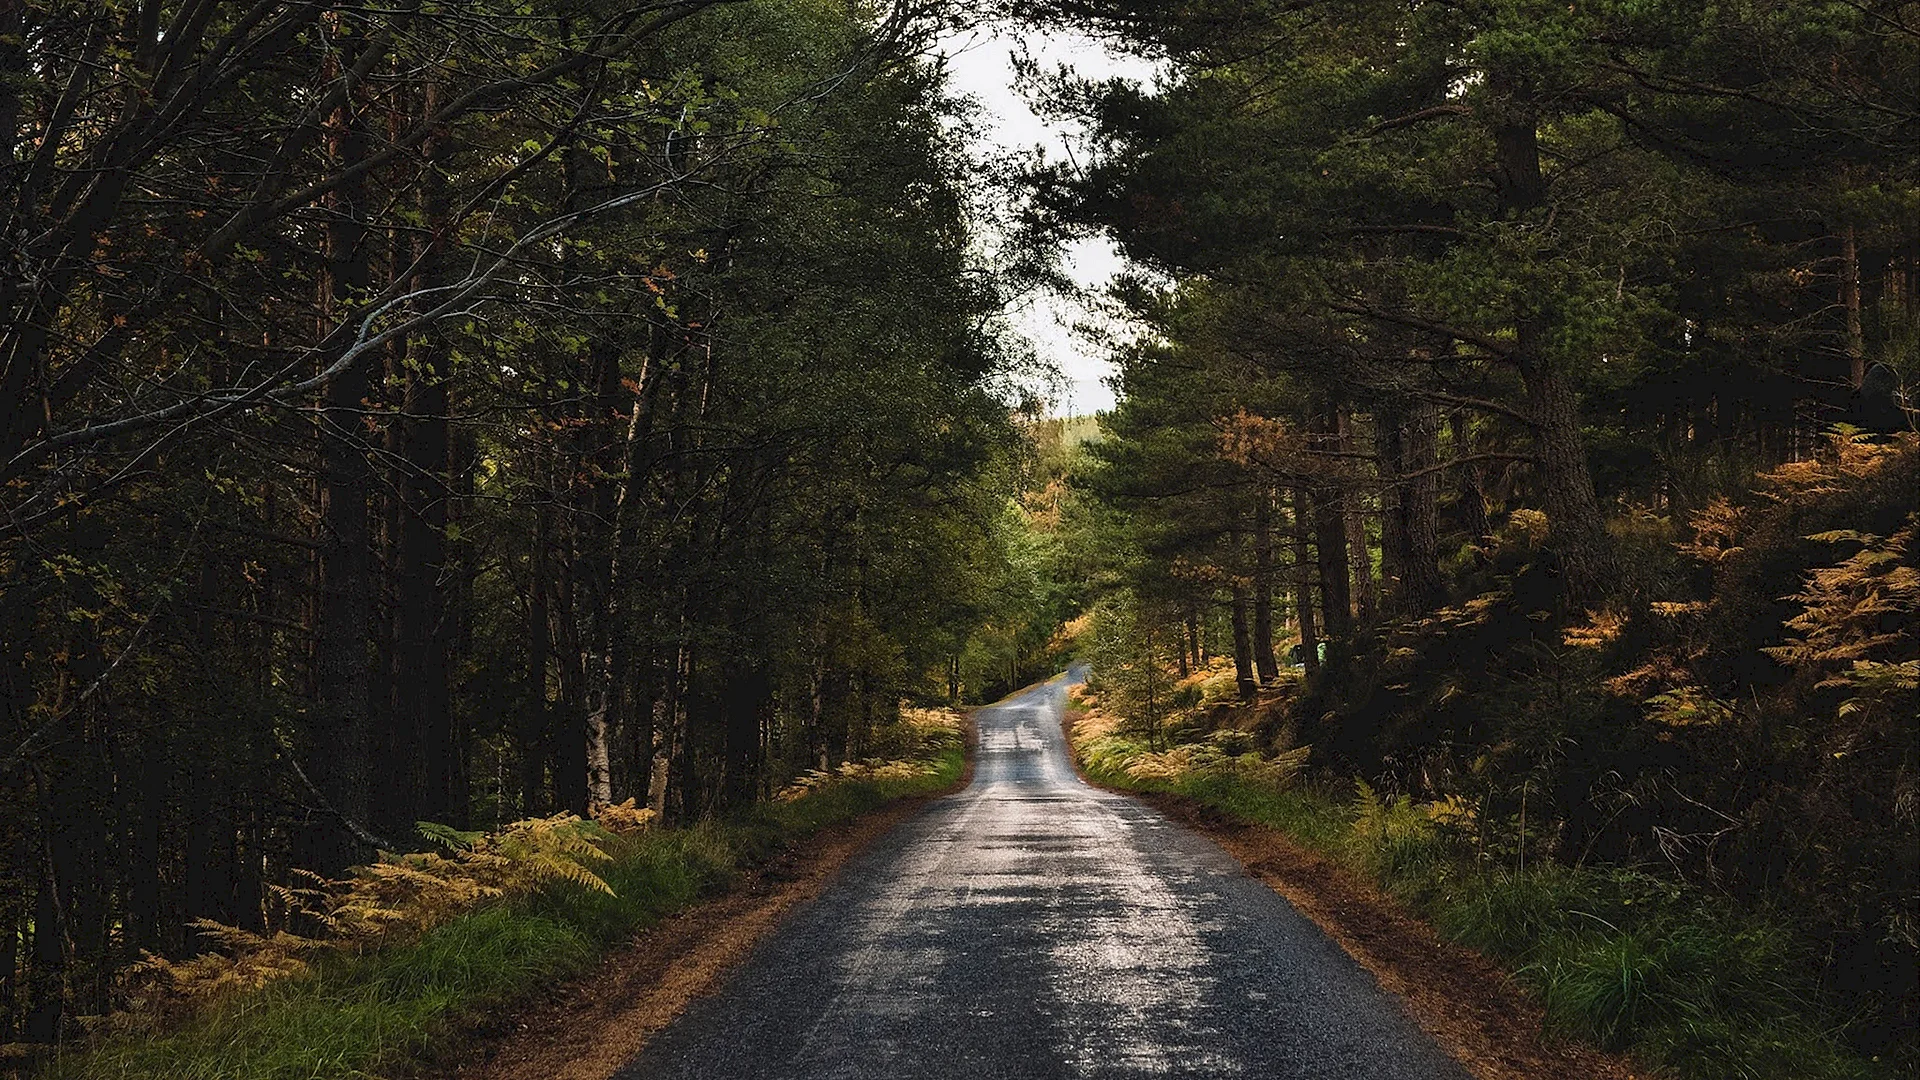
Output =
[
  {"x1": 40, "y1": 745, "x2": 964, "y2": 1080},
  {"x1": 1078, "y1": 754, "x2": 1891, "y2": 1080}
]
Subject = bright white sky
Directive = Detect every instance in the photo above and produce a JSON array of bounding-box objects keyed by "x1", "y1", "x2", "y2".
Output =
[{"x1": 936, "y1": 26, "x2": 1160, "y2": 416}]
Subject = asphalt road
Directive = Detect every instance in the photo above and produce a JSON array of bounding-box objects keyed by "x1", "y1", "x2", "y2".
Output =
[{"x1": 615, "y1": 672, "x2": 1470, "y2": 1080}]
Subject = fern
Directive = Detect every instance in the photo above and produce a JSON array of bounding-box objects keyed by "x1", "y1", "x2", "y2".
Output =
[
  {"x1": 595, "y1": 798, "x2": 658, "y2": 835},
  {"x1": 1764, "y1": 516, "x2": 1917, "y2": 693},
  {"x1": 121, "y1": 810, "x2": 627, "y2": 1018},
  {"x1": 417, "y1": 820, "x2": 485, "y2": 851}
]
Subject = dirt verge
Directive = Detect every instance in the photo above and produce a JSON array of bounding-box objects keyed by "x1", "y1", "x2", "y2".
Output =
[
  {"x1": 431, "y1": 721, "x2": 975, "y2": 1080},
  {"x1": 1061, "y1": 705, "x2": 1641, "y2": 1080}
]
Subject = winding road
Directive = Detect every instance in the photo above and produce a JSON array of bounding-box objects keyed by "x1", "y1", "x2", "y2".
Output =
[{"x1": 616, "y1": 672, "x2": 1469, "y2": 1080}]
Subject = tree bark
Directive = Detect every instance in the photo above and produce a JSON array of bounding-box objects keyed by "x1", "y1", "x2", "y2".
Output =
[
  {"x1": 25, "y1": 850, "x2": 61, "y2": 1041},
  {"x1": 627, "y1": 647, "x2": 658, "y2": 807},
  {"x1": 1251, "y1": 492, "x2": 1279, "y2": 683},
  {"x1": 1229, "y1": 582, "x2": 1257, "y2": 701},
  {"x1": 1843, "y1": 225, "x2": 1865, "y2": 390},
  {"x1": 669, "y1": 647, "x2": 699, "y2": 822},
  {"x1": 722, "y1": 667, "x2": 768, "y2": 809},
  {"x1": 1517, "y1": 355, "x2": 1618, "y2": 601},
  {"x1": 1291, "y1": 488, "x2": 1321, "y2": 677},
  {"x1": 1400, "y1": 399, "x2": 1443, "y2": 610},
  {"x1": 583, "y1": 324, "x2": 666, "y2": 812},
  {"x1": 1313, "y1": 489, "x2": 1352, "y2": 641},
  {"x1": 522, "y1": 455, "x2": 552, "y2": 818},
  {"x1": 1450, "y1": 411, "x2": 1491, "y2": 543},
  {"x1": 1337, "y1": 408, "x2": 1376, "y2": 624},
  {"x1": 551, "y1": 535, "x2": 589, "y2": 816},
  {"x1": 391, "y1": 80, "x2": 457, "y2": 828},
  {"x1": 307, "y1": 29, "x2": 375, "y2": 872},
  {"x1": 1491, "y1": 75, "x2": 1617, "y2": 601},
  {"x1": 1377, "y1": 409, "x2": 1410, "y2": 614}
]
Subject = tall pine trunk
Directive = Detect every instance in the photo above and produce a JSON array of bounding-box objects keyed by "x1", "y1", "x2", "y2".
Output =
[
  {"x1": 308, "y1": 28, "x2": 375, "y2": 872},
  {"x1": 1291, "y1": 488, "x2": 1321, "y2": 677},
  {"x1": 583, "y1": 331, "x2": 663, "y2": 812},
  {"x1": 392, "y1": 83, "x2": 457, "y2": 828},
  {"x1": 1229, "y1": 582, "x2": 1257, "y2": 700},
  {"x1": 1842, "y1": 225, "x2": 1865, "y2": 389},
  {"x1": 1251, "y1": 492, "x2": 1279, "y2": 683},
  {"x1": 1450, "y1": 411, "x2": 1491, "y2": 543},
  {"x1": 1400, "y1": 400, "x2": 1443, "y2": 610},
  {"x1": 1492, "y1": 78, "x2": 1617, "y2": 601},
  {"x1": 522, "y1": 451, "x2": 553, "y2": 818},
  {"x1": 1516, "y1": 355, "x2": 1617, "y2": 600},
  {"x1": 1312, "y1": 491, "x2": 1352, "y2": 641},
  {"x1": 1337, "y1": 408, "x2": 1376, "y2": 623}
]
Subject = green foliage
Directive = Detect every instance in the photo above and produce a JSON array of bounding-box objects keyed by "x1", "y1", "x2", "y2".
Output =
[
  {"x1": 1347, "y1": 781, "x2": 1443, "y2": 895},
  {"x1": 1079, "y1": 596, "x2": 1184, "y2": 742},
  {"x1": 0, "y1": 0, "x2": 1036, "y2": 1041},
  {"x1": 1033, "y1": 0, "x2": 1915, "y2": 1068}
]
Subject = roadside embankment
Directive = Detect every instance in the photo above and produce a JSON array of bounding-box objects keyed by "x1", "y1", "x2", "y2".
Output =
[
  {"x1": 28, "y1": 711, "x2": 970, "y2": 1080},
  {"x1": 1063, "y1": 684, "x2": 1892, "y2": 1080}
]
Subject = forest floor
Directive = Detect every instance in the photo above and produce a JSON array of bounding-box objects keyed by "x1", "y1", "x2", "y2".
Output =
[
  {"x1": 429, "y1": 727, "x2": 977, "y2": 1080},
  {"x1": 1061, "y1": 706, "x2": 1644, "y2": 1080}
]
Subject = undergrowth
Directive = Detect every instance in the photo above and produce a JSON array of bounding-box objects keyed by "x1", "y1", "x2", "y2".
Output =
[
  {"x1": 35, "y1": 741, "x2": 965, "y2": 1080},
  {"x1": 1066, "y1": 690, "x2": 1892, "y2": 1080}
]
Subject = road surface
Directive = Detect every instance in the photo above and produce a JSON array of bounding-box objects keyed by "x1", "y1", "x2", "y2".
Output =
[{"x1": 616, "y1": 672, "x2": 1469, "y2": 1080}]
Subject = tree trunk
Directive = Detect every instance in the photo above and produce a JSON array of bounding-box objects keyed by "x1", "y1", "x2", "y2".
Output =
[
  {"x1": 1517, "y1": 356, "x2": 1618, "y2": 601},
  {"x1": 1450, "y1": 411, "x2": 1491, "y2": 543},
  {"x1": 1229, "y1": 583, "x2": 1257, "y2": 701},
  {"x1": 307, "y1": 33, "x2": 374, "y2": 872},
  {"x1": 1376, "y1": 404, "x2": 1410, "y2": 615},
  {"x1": 522, "y1": 460, "x2": 552, "y2": 818},
  {"x1": 1313, "y1": 491, "x2": 1352, "y2": 641},
  {"x1": 25, "y1": 851, "x2": 61, "y2": 1041},
  {"x1": 627, "y1": 647, "x2": 658, "y2": 806},
  {"x1": 392, "y1": 80, "x2": 457, "y2": 828},
  {"x1": 1401, "y1": 400, "x2": 1443, "y2": 610},
  {"x1": 583, "y1": 325, "x2": 666, "y2": 813},
  {"x1": 1291, "y1": 488, "x2": 1320, "y2": 677},
  {"x1": 669, "y1": 648, "x2": 699, "y2": 822},
  {"x1": 127, "y1": 709, "x2": 165, "y2": 955},
  {"x1": 1252, "y1": 492, "x2": 1279, "y2": 683},
  {"x1": 0, "y1": 834, "x2": 18, "y2": 1040},
  {"x1": 722, "y1": 667, "x2": 768, "y2": 809},
  {"x1": 1843, "y1": 225, "x2": 1865, "y2": 389},
  {"x1": 1492, "y1": 75, "x2": 1617, "y2": 601},
  {"x1": 551, "y1": 537, "x2": 589, "y2": 816},
  {"x1": 1337, "y1": 408, "x2": 1376, "y2": 624}
]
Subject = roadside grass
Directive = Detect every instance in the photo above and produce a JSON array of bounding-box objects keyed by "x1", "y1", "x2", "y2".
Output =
[
  {"x1": 1068, "y1": 711, "x2": 1888, "y2": 1080},
  {"x1": 39, "y1": 745, "x2": 964, "y2": 1080}
]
